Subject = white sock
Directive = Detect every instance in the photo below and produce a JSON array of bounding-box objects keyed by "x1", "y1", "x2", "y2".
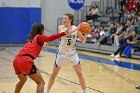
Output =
[
  {"x1": 83, "y1": 88, "x2": 87, "y2": 93},
  {"x1": 45, "y1": 89, "x2": 50, "y2": 93}
]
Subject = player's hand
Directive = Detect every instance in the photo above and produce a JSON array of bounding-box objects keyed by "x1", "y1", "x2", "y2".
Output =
[
  {"x1": 70, "y1": 24, "x2": 81, "y2": 33},
  {"x1": 76, "y1": 24, "x2": 81, "y2": 30},
  {"x1": 64, "y1": 23, "x2": 82, "y2": 35}
]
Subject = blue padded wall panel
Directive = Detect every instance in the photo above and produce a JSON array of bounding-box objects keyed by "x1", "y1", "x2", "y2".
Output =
[{"x1": 0, "y1": 7, "x2": 41, "y2": 44}]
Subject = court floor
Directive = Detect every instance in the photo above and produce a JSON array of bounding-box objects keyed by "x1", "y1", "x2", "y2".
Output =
[{"x1": 0, "y1": 46, "x2": 140, "y2": 93}]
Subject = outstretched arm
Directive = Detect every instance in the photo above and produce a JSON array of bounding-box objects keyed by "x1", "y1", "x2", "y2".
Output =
[
  {"x1": 38, "y1": 32, "x2": 66, "y2": 43},
  {"x1": 38, "y1": 25, "x2": 80, "y2": 43},
  {"x1": 58, "y1": 25, "x2": 80, "y2": 37}
]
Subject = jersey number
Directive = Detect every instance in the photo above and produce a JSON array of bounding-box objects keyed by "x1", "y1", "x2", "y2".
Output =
[{"x1": 67, "y1": 39, "x2": 71, "y2": 45}]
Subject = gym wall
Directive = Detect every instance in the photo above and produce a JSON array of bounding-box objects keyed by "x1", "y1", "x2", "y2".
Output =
[
  {"x1": 0, "y1": 0, "x2": 98, "y2": 44},
  {"x1": 0, "y1": 0, "x2": 41, "y2": 44}
]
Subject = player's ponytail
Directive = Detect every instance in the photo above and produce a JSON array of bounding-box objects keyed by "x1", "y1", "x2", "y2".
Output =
[
  {"x1": 37, "y1": 24, "x2": 44, "y2": 34},
  {"x1": 28, "y1": 23, "x2": 44, "y2": 41},
  {"x1": 28, "y1": 23, "x2": 38, "y2": 41}
]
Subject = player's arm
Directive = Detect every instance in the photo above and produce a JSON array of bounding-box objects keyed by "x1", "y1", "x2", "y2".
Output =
[
  {"x1": 127, "y1": 39, "x2": 136, "y2": 44},
  {"x1": 58, "y1": 25, "x2": 71, "y2": 38},
  {"x1": 58, "y1": 25, "x2": 65, "y2": 33},
  {"x1": 77, "y1": 31, "x2": 87, "y2": 43},
  {"x1": 58, "y1": 25, "x2": 80, "y2": 37},
  {"x1": 38, "y1": 32, "x2": 66, "y2": 43},
  {"x1": 38, "y1": 25, "x2": 78, "y2": 43},
  {"x1": 127, "y1": 37, "x2": 138, "y2": 45}
]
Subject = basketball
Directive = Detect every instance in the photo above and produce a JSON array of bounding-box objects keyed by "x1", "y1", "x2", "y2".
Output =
[{"x1": 79, "y1": 22, "x2": 91, "y2": 34}]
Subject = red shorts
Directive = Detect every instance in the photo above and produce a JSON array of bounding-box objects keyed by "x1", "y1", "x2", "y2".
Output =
[{"x1": 13, "y1": 55, "x2": 37, "y2": 75}]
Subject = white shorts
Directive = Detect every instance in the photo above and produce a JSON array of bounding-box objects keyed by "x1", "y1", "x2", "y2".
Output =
[{"x1": 54, "y1": 50, "x2": 80, "y2": 67}]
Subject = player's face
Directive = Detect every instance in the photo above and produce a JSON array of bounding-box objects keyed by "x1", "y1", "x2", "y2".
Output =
[{"x1": 63, "y1": 15, "x2": 71, "y2": 26}]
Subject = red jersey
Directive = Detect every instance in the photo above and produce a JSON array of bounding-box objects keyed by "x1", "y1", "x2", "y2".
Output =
[
  {"x1": 18, "y1": 32, "x2": 66, "y2": 59},
  {"x1": 19, "y1": 34, "x2": 43, "y2": 59},
  {"x1": 13, "y1": 32, "x2": 66, "y2": 75}
]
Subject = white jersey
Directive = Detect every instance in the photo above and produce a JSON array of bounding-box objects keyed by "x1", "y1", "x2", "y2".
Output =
[
  {"x1": 55, "y1": 25, "x2": 80, "y2": 67},
  {"x1": 59, "y1": 25, "x2": 77, "y2": 51}
]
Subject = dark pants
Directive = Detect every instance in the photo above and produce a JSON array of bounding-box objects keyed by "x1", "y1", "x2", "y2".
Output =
[
  {"x1": 100, "y1": 37, "x2": 108, "y2": 44},
  {"x1": 114, "y1": 38, "x2": 127, "y2": 56},
  {"x1": 86, "y1": 14, "x2": 99, "y2": 21},
  {"x1": 114, "y1": 44, "x2": 127, "y2": 56}
]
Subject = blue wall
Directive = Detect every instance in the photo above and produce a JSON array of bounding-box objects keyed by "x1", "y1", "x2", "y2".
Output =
[{"x1": 0, "y1": 7, "x2": 41, "y2": 44}]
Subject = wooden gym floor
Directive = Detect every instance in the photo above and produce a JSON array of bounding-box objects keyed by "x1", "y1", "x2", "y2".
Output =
[{"x1": 0, "y1": 46, "x2": 140, "y2": 93}]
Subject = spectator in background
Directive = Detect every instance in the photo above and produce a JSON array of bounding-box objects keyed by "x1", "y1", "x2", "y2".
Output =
[
  {"x1": 127, "y1": 14, "x2": 135, "y2": 24},
  {"x1": 112, "y1": 23, "x2": 126, "y2": 46},
  {"x1": 107, "y1": 23, "x2": 117, "y2": 44},
  {"x1": 124, "y1": 20, "x2": 135, "y2": 38},
  {"x1": 120, "y1": 12, "x2": 135, "y2": 24},
  {"x1": 116, "y1": 10, "x2": 124, "y2": 23},
  {"x1": 91, "y1": 27, "x2": 100, "y2": 42},
  {"x1": 137, "y1": 12, "x2": 140, "y2": 33},
  {"x1": 120, "y1": 0, "x2": 126, "y2": 7},
  {"x1": 86, "y1": 26, "x2": 96, "y2": 42},
  {"x1": 133, "y1": 14, "x2": 138, "y2": 26},
  {"x1": 118, "y1": 20, "x2": 134, "y2": 50},
  {"x1": 120, "y1": 0, "x2": 128, "y2": 11},
  {"x1": 110, "y1": 23, "x2": 117, "y2": 35},
  {"x1": 86, "y1": 3, "x2": 100, "y2": 21},
  {"x1": 127, "y1": 0, "x2": 138, "y2": 11},
  {"x1": 134, "y1": 12, "x2": 140, "y2": 33},
  {"x1": 130, "y1": 9, "x2": 137, "y2": 17},
  {"x1": 120, "y1": 8, "x2": 130, "y2": 23},
  {"x1": 95, "y1": 27, "x2": 106, "y2": 45},
  {"x1": 124, "y1": 30, "x2": 140, "y2": 57},
  {"x1": 116, "y1": 2, "x2": 129, "y2": 23},
  {"x1": 137, "y1": 1, "x2": 140, "y2": 12},
  {"x1": 110, "y1": 30, "x2": 139, "y2": 57},
  {"x1": 89, "y1": 26, "x2": 97, "y2": 42}
]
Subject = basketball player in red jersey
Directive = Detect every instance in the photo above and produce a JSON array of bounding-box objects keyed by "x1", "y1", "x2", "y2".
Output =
[{"x1": 13, "y1": 23, "x2": 79, "y2": 93}]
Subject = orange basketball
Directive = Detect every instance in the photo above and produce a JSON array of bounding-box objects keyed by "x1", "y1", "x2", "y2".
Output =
[{"x1": 79, "y1": 22, "x2": 91, "y2": 34}]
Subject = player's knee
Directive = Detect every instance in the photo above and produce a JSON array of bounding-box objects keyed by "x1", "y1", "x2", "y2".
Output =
[
  {"x1": 38, "y1": 80, "x2": 45, "y2": 86},
  {"x1": 18, "y1": 79, "x2": 27, "y2": 86},
  {"x1": 36, "y1": 79, "x2": 45, "y2": 85},
  {"x1": 19, "y1": 77, "x2": 27, "y2": 84},
  {"x1": 42, "y1": 80, "x2": 45, "y2": 85},
  {"x1": 76, "y1": 71, "x2": 83, "y2": 77}
]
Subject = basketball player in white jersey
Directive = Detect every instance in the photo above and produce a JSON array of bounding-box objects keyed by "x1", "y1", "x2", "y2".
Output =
[{"x1": 45, "y1": 13, "x2": 88, "y2": 93}]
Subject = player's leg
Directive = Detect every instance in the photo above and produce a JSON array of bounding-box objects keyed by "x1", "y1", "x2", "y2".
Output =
[
  {"x1": 13, "y1": 56, "x2": 27, "y2": 93},
  {"x1": 28, "y1": 70, "x2": 45, "y2": 93},
  {"x1": 45, "y1": 52, "x2": 64, "y2": 93},
  {"x1": 28, "y1": 65, "x2": 45, "y2": 93},
  {"x1": 73, "y1": 64, "x2": 87, "y2": 93},
  {"x1": 14, "y1": 73, "x2": 27, "y2": 93},
  {"x1": 45, "y1": 66, "x2": 61, "y2": 93},
  {"x1": 69, "y1": 51, "x2": 87, "y2": 93}
]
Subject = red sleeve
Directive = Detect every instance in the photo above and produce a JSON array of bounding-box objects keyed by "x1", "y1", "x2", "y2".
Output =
[{"x1": 38, "y1": 32, "x2": 66, "y2": 43}]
